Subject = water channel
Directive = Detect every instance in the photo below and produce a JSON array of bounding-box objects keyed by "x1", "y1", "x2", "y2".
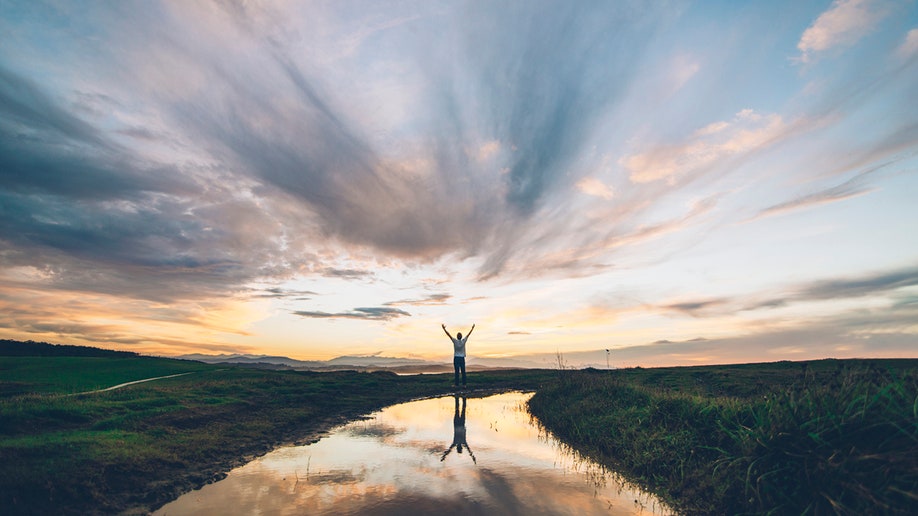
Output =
[{"x1": 155, "y1": 392, "x2": 672, "y2": 515}]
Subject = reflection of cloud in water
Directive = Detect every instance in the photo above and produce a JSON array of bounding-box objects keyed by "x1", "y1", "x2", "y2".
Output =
[
  {"x1": 345, "y1": 422, "x2": 404, "y2": 439},
  {"x1": 305, "y1": 469, "x2": 363, "y2": 485},
  {"x1": 155, "y1": 393, "x2": 671, "y2": 515}
]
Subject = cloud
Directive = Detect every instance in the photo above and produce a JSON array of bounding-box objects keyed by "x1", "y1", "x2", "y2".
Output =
[
  {"x1": 0, "y1": 1, "x2": 915, "y2": 363},
  {"x1": 795, "y1": 266, "x2": 918, "y2": 300},
  {"x1": 0, "y1": 67, "x2": 195, "y2": 201},
  {"x1": 385, "y1": 293, "x2": 451, "y2": 307},
  {"x1": 321, "y1": 268, "x2": 375, "y2": 280},
  {"x1": 436, "y1": 2, "x2": 656, "y2": 215},
  {"x1": 748, "y1": 165, "x2": 882, "y2": 221},
  {"x1": 621, "y1": 109, "x2": 792, "y2": 184},
  {"x1": 253, "y1": 287, "x2": 319, "y2": 299},
  {"x1": 575, "y1": 177, "x2": 615, "y2": 200},
  {"x1": 657, "y1": 264, "x2": 918, "y2": 318},
  {"x1": 796, "y1": 0, "x2": 891, "y2": 64},
  {"x1": 660, "y1": 298, "x2": 729, "y2": 317},
  {"x1": 898, "y1": 28, "x2": 918, "y2": 59},
  {"x1": 292, "y1": 307, "x2": 411, "y2": 321},
  {"x1": 0, "y1": 2, "x2": 739, "y2": 290}
]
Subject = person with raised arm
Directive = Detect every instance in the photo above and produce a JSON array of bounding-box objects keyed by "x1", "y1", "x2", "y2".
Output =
[{"x1": 442, "y1": 323, "x2": 474, "y2": 388}]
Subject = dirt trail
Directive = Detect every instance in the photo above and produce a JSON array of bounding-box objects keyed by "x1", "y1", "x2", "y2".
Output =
[{"x1": 69, "y1": 371, "x2": 196, "y2": 396}]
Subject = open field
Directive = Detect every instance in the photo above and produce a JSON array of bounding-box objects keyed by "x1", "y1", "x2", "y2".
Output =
[
  {"x1": 528, "y1": 359, "x2": 918, "y2": 515},
  {"x1": 0, "y1": 357, "x2": 213, "y2": 396},
  {"x1": 0, "y1": 354, "x2": 554, "y2": 515},
  {"x1": 2, "y1": 351, "x2": 916, "y2": 515}
]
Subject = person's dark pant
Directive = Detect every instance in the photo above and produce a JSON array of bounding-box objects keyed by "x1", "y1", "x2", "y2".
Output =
[{"x1": 453, "y1": 356, "x2": 466, "y2": 386}]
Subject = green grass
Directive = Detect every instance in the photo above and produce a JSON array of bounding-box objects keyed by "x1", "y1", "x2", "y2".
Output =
[
  {"x1": 0, "y1": 358, "x2": 555, "y2": 515},
  {"x1": 4, "y1": 355, "x2": 916, "y2": 515},
  {"x1": 528, "y1": 359, "x2": 918, "y2": 515},
  {"x1": 0, "y1": 356, "x2": 212, "y2": 396}
]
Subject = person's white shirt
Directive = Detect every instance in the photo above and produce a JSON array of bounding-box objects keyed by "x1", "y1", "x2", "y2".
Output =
[{"x1": 451, "y1": 335, "x2": 468, "y2": 357}]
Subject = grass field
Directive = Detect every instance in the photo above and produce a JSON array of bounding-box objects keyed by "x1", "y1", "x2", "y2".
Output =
[
  {"x1": 0, "y1": 356, "x2": 554, "y2": 515},
  {"x1": 0, "y1": 356, "x2": 213, "y2": 396},
  {"x1": 527, "y1": 359, "x2": 918, "y2": 515},
  {"x1": 3, "y1": 354, "x2": 916, "y2": 515}
]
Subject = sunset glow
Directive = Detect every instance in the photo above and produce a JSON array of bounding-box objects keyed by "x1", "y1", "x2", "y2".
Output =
[{"x1": 1, "y1": 1, "x2": 916, "y2": 367}]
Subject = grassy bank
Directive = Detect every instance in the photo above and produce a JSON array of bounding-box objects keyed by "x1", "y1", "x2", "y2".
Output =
[
  {"x1": 5, "y1": 354, "x2": 916, "y2": 515},
  {"x1": 527, "y1": 359, "x2": 918, "y2": 514},
  {"x1": 0, "y1": 356, "x2": 554, "y2": 515}
]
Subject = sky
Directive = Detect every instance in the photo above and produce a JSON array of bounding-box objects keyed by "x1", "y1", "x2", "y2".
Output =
[{"x1": 1, "y1": 0, "x2": 916, "y2": 368}]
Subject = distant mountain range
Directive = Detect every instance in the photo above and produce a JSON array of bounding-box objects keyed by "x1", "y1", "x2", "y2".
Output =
[
  {"x1": 174, "y1": 353, "x2": 548, "y2": 372},
  {"x1": 0, "y1": 338, "x2": 604, "y2": 370},
  {"x1": 176, "y1": 353, "x2": 448, "y2": 371}
]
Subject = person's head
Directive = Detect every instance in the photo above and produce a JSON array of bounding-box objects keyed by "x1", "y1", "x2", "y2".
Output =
[
  {"x1": 457, "y1": 444, "x2": 464, "y2": 453},
  {"x1": 457, "y1": 332, "x2": 463, "y2": 339}
]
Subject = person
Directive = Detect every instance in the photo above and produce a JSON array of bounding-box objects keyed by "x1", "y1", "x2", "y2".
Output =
[
  {"x1": 442, "y1": 323, "x2": 474, "y2": 388},
  {"x1": 441, "y1": 394, "x2": 475, "y2": 463}
]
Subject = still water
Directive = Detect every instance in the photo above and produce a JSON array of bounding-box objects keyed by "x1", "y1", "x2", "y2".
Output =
[{"x1": 155, "y1": 392, "x2": 671, "y2": 515}]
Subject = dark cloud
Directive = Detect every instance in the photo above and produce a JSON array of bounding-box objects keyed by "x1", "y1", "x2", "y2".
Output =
[
  {"x1": 0, "y1": 1, "x2": 683, "y2": 291},
  {"x1": 0, "y1": 65, "x2": 199, "y2": 201},
  {"x1": 745, "y1": 265, "x2": 918, "y2": 312},
  {"x1": 253, "y1": 287, "x2": 319, "y2": 299},
  {"x1": 0, "y1": 65, "x2": 107, "y2": 149},
  {"x1": 321, "y1": 268, "x2": 375, "y2": 280},
  {"x1": 659, "y1": 265, "x2": 918, "y2": 318},
  {"x1": 0, "y1": 62, "x2": 313, "y2": 302},
  {"x1": 292, "y1": 307, "x2": 410, "y2": 321},
  {"x1": 796, "y1": 266, "x2": 918, "y2": 301},
  {"x1": 660, "y1": 298, "x2": 728, "y2": 317}
]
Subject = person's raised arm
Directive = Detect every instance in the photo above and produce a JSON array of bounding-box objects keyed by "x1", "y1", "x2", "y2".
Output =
[
  {"x1": 466, "y1": 323, "x2": 475, "y2": 338},
  {"x1": 441, "y1": 323, "x2": 453, "y2": 339}
]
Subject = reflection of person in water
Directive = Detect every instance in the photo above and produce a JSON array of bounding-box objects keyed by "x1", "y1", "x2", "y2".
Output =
[{"x1": 441, "y1": 394, "x2": 475, "y2": 463}]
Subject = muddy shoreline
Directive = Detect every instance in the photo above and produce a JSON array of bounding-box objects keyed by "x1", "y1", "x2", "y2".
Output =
[
  {"x1": 125, "y1": 412, "x2": 354, "y2": 515},
  {"x1": 132, "y1": 387, "x2": 525, "y2": 515}
]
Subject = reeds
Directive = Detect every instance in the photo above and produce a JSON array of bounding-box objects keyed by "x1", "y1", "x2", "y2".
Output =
[{"x1": 528, "y1": 360, "x2": 918, "y2": 515}]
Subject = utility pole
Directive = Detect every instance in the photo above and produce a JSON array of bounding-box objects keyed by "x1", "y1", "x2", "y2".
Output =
[{"x1": 605, "y1": 349, "x2": 610, "y2": 370}]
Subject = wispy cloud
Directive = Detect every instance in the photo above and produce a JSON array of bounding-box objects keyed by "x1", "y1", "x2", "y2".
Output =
[
  {"x1": 796, "y1": 0, "x2": 891, "y2": 64},
  {"x1": 253, "y1": 287, "x2": 319, "y2": 299},
  {"x1": 897, "y1": 28, "x2": 918, "y2": 59},
  {"x1": 575, "y1": 177, "x2": 615, "y2": 200},
  {"x1": 385, "y1": 294, "x2": 452, "y2": 307},
  {"x1": 292, "y1": 307, "x2": 411, "y2": 321},
  {"x1": 747, "y1": 165, "x2": 883, "y2": 222},
  {"x1": 621, "y1": 109, "x2": 795, "y2": 184},
  {"x1": 795, "y1": 266, "x2": 918, "y2": 300},
  {"x1": 321, "y1": 268, "x2": 375, "y2": 280},
  {"x1": 659, "y1": 264, "x2": 918, "y2": 318},
  {"x1": 660, "y1": 298, "x2": 729, "y2": 317},
  {"x1": 0, "y1": 1, "x2": 914, "y2": 362}
]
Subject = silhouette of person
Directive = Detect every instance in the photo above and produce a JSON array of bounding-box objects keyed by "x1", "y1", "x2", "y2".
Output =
[
  {"x1": 442, "y1": 323, "x2": 474, "y2": 388},
  {"x1": 441, "y1": 394, "x2": 475, "y2": 463}
]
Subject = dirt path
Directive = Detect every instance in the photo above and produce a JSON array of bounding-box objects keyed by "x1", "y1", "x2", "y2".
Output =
[{"x1": 69, "y1": 371, "x2": 196, "y2": 396}]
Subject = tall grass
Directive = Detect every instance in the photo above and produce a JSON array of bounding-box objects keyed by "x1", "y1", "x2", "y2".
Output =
[
  {"x1": 528, "y1": 360, "x2": 918, "y2": 515},
  {"x1": 715, "y1": 365, "x2": 918, "y2": 514}
]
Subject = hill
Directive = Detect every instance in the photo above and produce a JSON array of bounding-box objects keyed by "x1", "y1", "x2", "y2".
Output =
[{"x1": 0, "y1": 339, "x2": 138, "y2": 358}]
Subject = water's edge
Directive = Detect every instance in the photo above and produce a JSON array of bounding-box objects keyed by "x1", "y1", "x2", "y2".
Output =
[{"x1": 140, "y1": 387, "x2": 525, "y2": 515}]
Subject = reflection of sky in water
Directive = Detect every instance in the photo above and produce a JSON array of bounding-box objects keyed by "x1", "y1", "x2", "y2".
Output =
[{"x1": 155, "y1": 392, "x2": 671, "y2": 515}]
